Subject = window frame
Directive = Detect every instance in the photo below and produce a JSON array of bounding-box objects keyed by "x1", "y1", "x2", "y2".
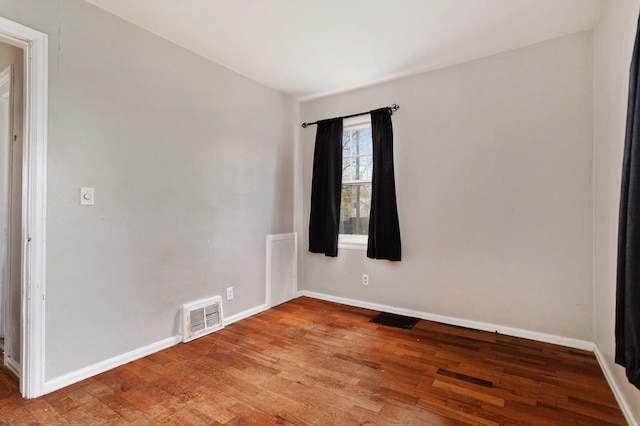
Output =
[{"x1": 338, "y1": 115, "x2": 372, "y2": 251}]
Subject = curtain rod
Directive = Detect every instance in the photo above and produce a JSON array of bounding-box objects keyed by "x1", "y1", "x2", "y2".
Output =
[{"x1": 301, "y1": 103, "x2": 399, "y2": 128}]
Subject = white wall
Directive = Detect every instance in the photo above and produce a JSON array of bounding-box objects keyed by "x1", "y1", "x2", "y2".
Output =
[
  {"x1": 594, "y1": 0, "x2": 640, "y2": 420},
  {"x1": 0, "y1": 0, "x2": 295, "y2": 380},
  {"x1": 0, "y1": 40, "x2": 22, "y2": 366},
  {"x1": 299, "y1": 32, "x2": 595, "y2": 342}
]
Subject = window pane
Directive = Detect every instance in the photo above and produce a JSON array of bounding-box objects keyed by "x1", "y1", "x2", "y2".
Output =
[
  {"x1": 358, "y1": 129, "x2": 371, "y2": 154},
  {"x1": 339, "y1": 183, "x2": 371, "y2": 235},
  {"x1": 359, "y1": 184, "x2": 371, "y2": 218},
  {"x1": 359, "y1": 155, "x2": 372, "y2": 180},
  {"x1": 353, "y1": 130, "x2": 361, "y2": 155},
  {"x1": 343, "y1": 157, "x2": 356, "y2": 181},
  {"x1": 340, "y1": 124, "x2": 372, "y2": 236},
  {"x1": 343, "y1": 131, "x2": 351, "y2": 152}
]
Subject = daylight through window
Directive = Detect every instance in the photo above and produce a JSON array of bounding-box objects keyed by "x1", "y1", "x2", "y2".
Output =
[{"x1": 340, "y1": 119, "x2": 373, "y2": 236}]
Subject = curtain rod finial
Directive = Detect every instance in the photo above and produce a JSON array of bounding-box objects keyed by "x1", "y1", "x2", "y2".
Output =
[
  {"x1": 302, "y1": 122, "x2": 309, "y2": 128},
  {"x1": 391, "y1": 104, "x2": 399, "y2": 113}
]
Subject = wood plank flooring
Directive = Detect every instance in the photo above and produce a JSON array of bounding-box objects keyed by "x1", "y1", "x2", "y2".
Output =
[{"x1": 0, "y1": 297, "x2": 627, "y2": 425}]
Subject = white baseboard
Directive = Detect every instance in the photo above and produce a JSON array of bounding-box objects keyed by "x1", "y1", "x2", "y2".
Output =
[
  {"x1": 298, "y1": 291, "x2": 639, "y2": 422},
  {"x1": 5, "y1": 356, "x2": 20, "y2": 378},
  {"x1": 39, "y1": 304, "x2": 269, "y2": 394},
  {"x1": 43, "y1": 335, "x2": 181, "y2": 395},
  {"x1": 594, "y1": 345, "x2": 639, "y2": 426},
  {"x1": 42, "y1": 302, "x2": 272, "y2": 396},
  {"x1": 39, "y1": 293, "x2": 604, "y2": 406},
  {"x1": 225, "y1": 303, "x2": 270, "y2": 326},
  {"x1": 297, "y1": 291, "x2": 594, "y2": 351}
]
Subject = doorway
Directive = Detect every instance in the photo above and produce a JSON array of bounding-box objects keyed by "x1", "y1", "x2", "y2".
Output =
[
  {"x1": 0, "y1": 38, "x2": 23, "y2": 384},
  {"x1": 0, "y1": 64, "x2": 13, "y2": 352},
  {"x1": 0, "y1": 16, "x2": 48, "y2": 398}
]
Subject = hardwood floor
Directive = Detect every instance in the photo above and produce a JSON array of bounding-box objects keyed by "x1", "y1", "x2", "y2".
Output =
[{"x1": 0, "y1": 297, "x2": 627, "y2": 425}]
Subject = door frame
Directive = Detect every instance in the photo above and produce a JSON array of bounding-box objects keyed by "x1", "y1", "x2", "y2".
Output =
[{"x1": 0, "y1": 16, "x2": 48, "y2": 399}]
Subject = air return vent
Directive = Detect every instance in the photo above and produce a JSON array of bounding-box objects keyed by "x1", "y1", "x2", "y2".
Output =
[{"x1": 181, "y1": 296, "x2": 224, "y2": 343}]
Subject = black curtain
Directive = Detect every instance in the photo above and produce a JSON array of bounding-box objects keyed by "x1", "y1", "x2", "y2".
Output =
[
  {"x1": 308, "y1": 118, "x2": 343, "y2": 257},
  {"x1": 616, "y1": 12, "x2": 640, "y2": 390},
  {"x1": 367, "y1": 108, "x2": 401, "y2": 261}
]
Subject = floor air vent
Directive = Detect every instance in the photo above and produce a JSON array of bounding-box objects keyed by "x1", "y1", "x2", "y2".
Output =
[{"x1": 182, "y1": 296, "x2": 224, "y2": 343}]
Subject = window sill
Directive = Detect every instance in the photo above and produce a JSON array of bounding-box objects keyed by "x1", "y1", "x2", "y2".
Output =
[{"x1": 338, "y1": 234, "x2": 367, "y2": 251}]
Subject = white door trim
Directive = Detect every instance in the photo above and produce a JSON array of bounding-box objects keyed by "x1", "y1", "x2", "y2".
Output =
[{"x1": 0, "y1": 16, "x2": 48, "y2": 399}]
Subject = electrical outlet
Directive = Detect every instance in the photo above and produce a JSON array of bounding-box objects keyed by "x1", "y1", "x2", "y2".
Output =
[
  {"x1": 226, "y1": 287, "x2": 234, "y2": 301},
  {"x1": 362, "y1": 274, "x2": 369, "y2": 286}
]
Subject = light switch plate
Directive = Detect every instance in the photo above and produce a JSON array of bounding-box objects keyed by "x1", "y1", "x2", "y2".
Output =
[{"x1": 80, "y1": 187, "x2": 94, "y2": 205}]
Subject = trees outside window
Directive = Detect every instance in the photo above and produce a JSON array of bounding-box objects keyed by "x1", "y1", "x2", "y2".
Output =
[{"x1": 339, "y1": 120, "x2": 372, "y2": 236}]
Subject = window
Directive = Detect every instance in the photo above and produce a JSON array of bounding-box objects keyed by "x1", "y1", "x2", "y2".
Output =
[{"x1": 339, "y1": 117, "x2": 372, "y2": 250}]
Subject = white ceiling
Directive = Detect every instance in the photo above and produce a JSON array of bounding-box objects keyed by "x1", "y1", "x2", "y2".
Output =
[{"x1": 85, "y1": 0, "x2": 604, "y2": 101}]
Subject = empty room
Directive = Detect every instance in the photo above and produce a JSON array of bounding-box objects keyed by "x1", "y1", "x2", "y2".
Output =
[{"x1": 1, "y1": 0, "x2": 640, "y2": 424}]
